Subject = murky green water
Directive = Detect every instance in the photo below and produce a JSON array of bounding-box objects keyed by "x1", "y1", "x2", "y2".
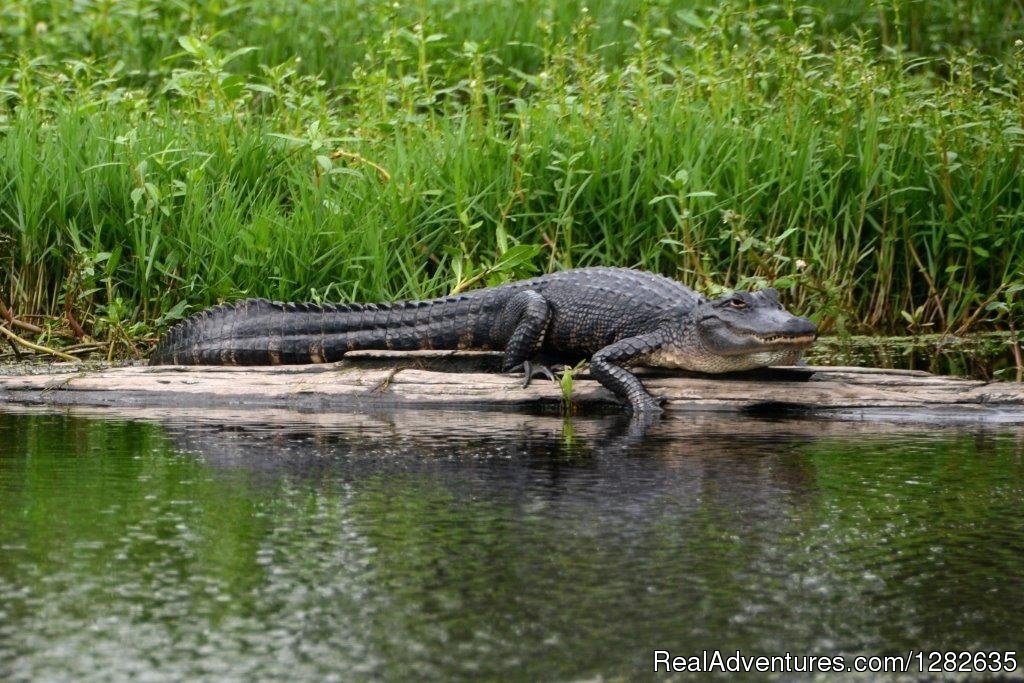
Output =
[
  {"x1": 1, "y1": 407, "x2": 1023, "y2": 681},
  {"x1": 804, "y1": 332, "x2": 1023, "y2": 381}
]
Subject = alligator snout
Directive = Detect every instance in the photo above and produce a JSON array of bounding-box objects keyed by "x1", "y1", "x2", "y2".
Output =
[
  {"x1": 785, "y1": 315, "x2": 817, "y2": 338},
  {"x1": 751, "y1": 314, "x2": 817, "y2": 347}
]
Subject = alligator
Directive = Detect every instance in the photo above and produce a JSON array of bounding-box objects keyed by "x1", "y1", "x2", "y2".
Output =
[{"x1": 149, "y1": 267, "x2": 817, "y2": 413}]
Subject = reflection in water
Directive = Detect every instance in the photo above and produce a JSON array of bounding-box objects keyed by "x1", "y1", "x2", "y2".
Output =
[{"x1": 1, "y1": 407, "x2": 1023, "y2": 681}]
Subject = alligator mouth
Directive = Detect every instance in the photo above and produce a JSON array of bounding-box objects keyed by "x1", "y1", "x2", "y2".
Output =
[{"x1": 751, "y1": 333, "x2": 816, "y2": 346}]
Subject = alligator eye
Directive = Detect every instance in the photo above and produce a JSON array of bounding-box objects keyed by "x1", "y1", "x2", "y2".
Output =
[{"x1": 728, "y1": 298, "x2": 747, "y2": 309}]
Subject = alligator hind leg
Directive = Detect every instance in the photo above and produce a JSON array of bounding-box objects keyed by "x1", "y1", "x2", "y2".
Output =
[
  {"x1": 506, "y1": 360, "x2": 557, "y2": 388},
  {"x1": 497, "y1": 290, "x2": 553, "y2": 386}
]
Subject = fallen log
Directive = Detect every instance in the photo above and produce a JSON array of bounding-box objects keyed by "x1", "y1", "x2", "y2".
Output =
[{"x1": 1, "y1": 350, "x2": 1023, "y2": 423}]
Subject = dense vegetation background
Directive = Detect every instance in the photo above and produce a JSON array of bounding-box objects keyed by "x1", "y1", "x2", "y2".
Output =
[{"x1": 1, "y1": 0, "x2": 1023, "y2": 353}]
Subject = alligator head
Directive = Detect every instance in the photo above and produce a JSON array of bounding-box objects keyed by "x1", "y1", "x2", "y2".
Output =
[{"x1": 646, "y1": 288, "x2": 817, "y2": 373}]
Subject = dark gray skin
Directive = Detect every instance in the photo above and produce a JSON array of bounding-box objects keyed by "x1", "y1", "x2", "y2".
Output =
[{"x1": 150, "y1": 267, "x2": 817, "y2": 413}]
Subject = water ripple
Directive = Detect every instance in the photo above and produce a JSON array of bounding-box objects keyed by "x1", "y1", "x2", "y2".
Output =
[{"x1": 1, "y1": 408, "x2": 1023, "y2": 680}]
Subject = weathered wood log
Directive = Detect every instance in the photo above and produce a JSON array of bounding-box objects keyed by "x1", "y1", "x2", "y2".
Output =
[{"x1": 1, "y1": 350, "x2": 1023, "y2": 422}]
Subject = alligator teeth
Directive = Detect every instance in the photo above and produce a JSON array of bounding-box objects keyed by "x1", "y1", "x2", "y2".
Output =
[{"x1": 754, "y1": 334, "x2": 815, "y2": 345}]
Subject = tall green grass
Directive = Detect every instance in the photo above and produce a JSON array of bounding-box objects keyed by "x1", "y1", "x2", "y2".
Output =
[{"x1": 1, "y1": 0, "x2": 1023, "y2": 351}]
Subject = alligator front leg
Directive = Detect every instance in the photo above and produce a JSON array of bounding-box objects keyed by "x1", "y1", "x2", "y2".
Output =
[{"x1": 589, "y1": 332, "x2": 668, "y2": 413}]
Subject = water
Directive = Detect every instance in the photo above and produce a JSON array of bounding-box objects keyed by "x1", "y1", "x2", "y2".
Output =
[
  {"x1": 1, "y1": 407, "x2": 1023, "y2": 681},
  {"x1": 804, "y1": 332, "x2": 1023, "y2": 381}
]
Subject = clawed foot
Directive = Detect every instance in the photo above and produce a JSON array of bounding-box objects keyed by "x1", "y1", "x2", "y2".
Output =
[
  {"x1": 506, "y1": 361, "x2": 564, "y2": 388},
  {"x1": 629, "y1": 394, "x2": 668, "y2": 415}
]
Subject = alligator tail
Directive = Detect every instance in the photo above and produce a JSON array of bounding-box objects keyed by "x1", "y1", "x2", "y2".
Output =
[{"x1": 148, "y1": 295, "x2": 494, "y2": 365}]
